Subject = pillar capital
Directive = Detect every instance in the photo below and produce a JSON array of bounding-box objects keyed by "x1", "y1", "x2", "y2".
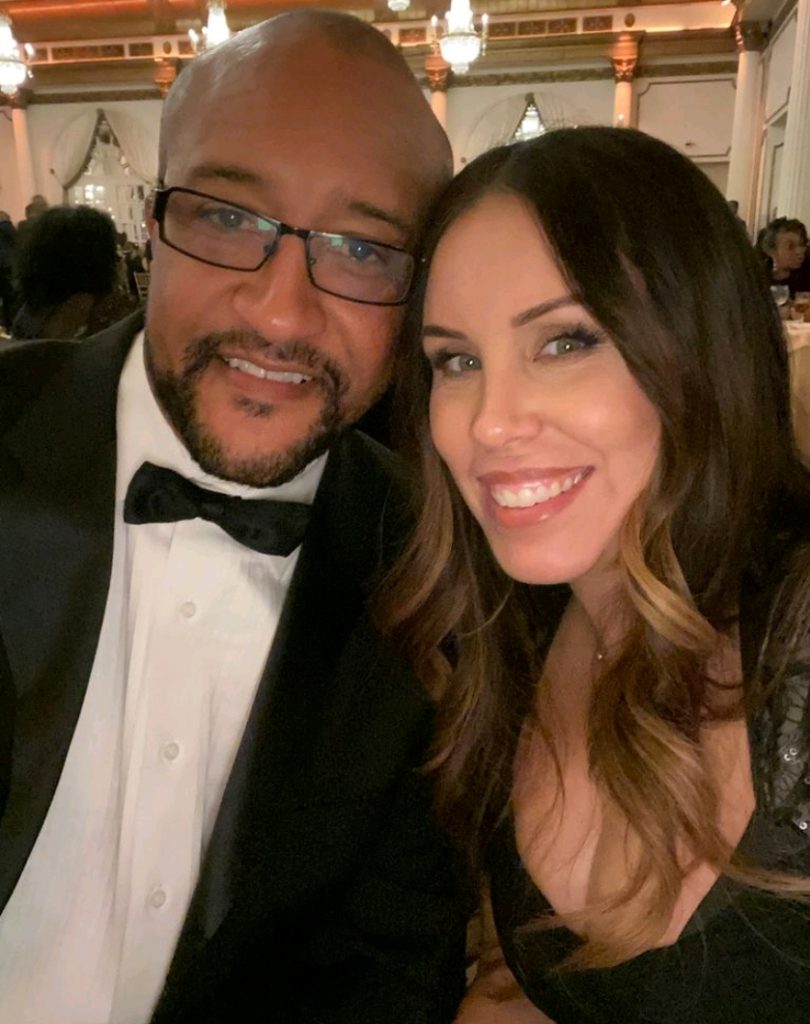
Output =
[
  {"x1": 610, "y1": 32, "x2": 640, "y2": 83},
  {"x1": 734, "y1": 20, "x2": 770, "y2": 53},
  {"x1": 154, "y1": 58, "x2": 178, "y2": 98},
  {"x1": 425, "y1": 47, "x2": 450, "y2": 93}
]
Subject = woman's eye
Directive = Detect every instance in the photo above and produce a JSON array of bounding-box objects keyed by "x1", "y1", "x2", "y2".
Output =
[
  {"x1": 432, "y1": 352, "x2": 480, "y2": 377},
  {"x1": 538, "y1": 329, "x2": 600, "y2": 358}
]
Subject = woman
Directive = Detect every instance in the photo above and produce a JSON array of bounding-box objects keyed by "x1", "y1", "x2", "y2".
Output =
[
  {"x1": 383, "y1": 128, "x2": 810, "y2": 1023},
  {"x1": 11, "y1": 204, "x2": 136, "y2": 341}
]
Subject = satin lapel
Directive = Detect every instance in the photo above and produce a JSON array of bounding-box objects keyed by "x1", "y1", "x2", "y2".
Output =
[
  {"x1": 0, "y1": 316, "x2": 140, "y2": 909},
  {"x1": 175, "y1": 431, "x2": 399, "y2": 949}
]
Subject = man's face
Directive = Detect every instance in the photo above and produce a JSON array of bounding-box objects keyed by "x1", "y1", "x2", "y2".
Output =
[
  {"x1": 146, "y1": 45, "x2": 441, "y2": 486},
  {"x1": 772, "y1": 230, "x2": 808, "y2": 272}
]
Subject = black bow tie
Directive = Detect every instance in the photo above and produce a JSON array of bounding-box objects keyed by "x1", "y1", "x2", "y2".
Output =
[{"x1": 124, "y1": 461, "x2": 311, "y2": 557}]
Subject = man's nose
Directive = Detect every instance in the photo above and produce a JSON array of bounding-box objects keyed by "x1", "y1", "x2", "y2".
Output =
[{"x1": 231, "y1": 234, "x2": 327, "y2": 340}]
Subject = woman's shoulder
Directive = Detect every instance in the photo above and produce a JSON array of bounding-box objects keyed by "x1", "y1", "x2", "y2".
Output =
[{"x1": 743, "y1": 513, "x2": 810, "y2": 838}]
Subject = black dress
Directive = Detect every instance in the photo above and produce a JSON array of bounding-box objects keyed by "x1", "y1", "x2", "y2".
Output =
[
  {"x1": 488, "y1": 530, "x2": 810, "y2": 1024},
  {"x1": 490, "y1": 809, "x2": 810, "y2": 1024}
]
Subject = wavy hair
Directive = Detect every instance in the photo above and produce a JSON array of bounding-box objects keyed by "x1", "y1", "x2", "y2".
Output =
[{"x1": 379, "y1": 127, "x2": 810, "y2": 968}]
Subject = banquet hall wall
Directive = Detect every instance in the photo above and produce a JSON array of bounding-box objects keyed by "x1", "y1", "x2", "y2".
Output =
[{"x1": 0, "y1": 0, "x2": 806, "y2": 236}]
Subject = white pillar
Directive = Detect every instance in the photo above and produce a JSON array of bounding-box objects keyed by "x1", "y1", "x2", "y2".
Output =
[
  {"x1": 11, "y1": 105, "x2": 36, "y2": 206},
  {"x1": 610, "y1": 33, "x2": 640, "y2": 127},
  {"x1": 612, "y1": 79, "x2": 634, "y2": 127},
  {"x1": 726, "y1": 22, "x2": 767, "y2": 225},
  {"x1": 430, "y1": 89, "x2": 447, "y2": 131},
  {"x1": 777, "y1": 0, "x2": 810, "y2": 226}
]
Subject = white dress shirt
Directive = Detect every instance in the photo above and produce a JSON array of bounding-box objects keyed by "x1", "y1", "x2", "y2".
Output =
[{"x1": 0, "y1": 333, "x2": 326, "y2": 1024}]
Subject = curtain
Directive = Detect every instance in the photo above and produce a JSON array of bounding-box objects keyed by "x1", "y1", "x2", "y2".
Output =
[
  {"x1": 51, "y1": 107, "x2": 158, "y2": 190},
  {"x1": 50, "y1": 109, "x2": 97, "y2": 189},
  {"x1": 104, "y1": 109, "x2": 157, "y2": 185}
]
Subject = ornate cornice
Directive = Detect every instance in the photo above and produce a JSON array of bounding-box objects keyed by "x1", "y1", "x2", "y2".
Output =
[
  {"x1": 734, "y1": 20, "x2": 770, "y2": 53},
  {"x1": 28, "y1": 88, "x2": 160, "y2": 103}
]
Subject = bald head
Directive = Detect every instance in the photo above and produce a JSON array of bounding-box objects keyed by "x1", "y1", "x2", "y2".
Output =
[{"x1": 159, "y1": 9, "x2": 451, "y2": 196}]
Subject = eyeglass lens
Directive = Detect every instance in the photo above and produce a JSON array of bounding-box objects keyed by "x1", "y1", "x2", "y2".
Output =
[{"x1": 160, "y1": 189, "x2": 413, "y2": 305}]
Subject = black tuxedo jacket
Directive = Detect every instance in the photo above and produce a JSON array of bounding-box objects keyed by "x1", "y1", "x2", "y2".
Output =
[{"x1": 0, "y1": 316, "x2": 467, "y2": 1023}]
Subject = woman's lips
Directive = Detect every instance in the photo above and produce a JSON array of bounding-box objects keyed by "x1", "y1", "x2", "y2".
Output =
[{"x1": 477, "y1": 466, "x2": 593, "y2": 526}]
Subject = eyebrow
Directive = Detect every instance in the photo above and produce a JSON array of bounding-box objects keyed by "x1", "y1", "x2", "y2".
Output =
[
  {"x1": 181, "y1": 166, "x2": 410, "y2": 238},
  {"x1": 346, "y1": 200, "x2": 411, "y2": 237},
  {"x1": 511, "y1": 295, "x2": 578, "y2": 327},
  {"x1": 422, "y1": 295, "x2": 579, "y2": 343},
  {"x1": 186, "y1": 163, "x2": 262, "y2": 186}
]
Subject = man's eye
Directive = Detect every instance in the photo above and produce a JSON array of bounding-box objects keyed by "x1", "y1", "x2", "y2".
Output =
[
  {"x1": 328, "y1": 236, "x2": 382, "y2": 264},
  {"x1": 200, "y1": 206, "x2": 248, "y2": 231}
]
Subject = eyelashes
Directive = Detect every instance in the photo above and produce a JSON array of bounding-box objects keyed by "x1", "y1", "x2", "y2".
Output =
[
  {"x1": 423, "y1": 321, "x2": 606, "y2": 379},
  {"x1": 536, "y1": 323, "x2": 604, "y2": 358},
  {"x1": 425, "y1": 348, "x2": 481, "y2": 376}
]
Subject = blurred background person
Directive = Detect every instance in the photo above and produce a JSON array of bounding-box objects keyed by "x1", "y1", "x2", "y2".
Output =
[
  {"x1": 762, "y1": 216, "x2": 810, "y2": 297},
  {"x1": 0, "y1": 210, "x2": 18, "y2": 336},
  {"x1": 11, "y1": 205, "x2": 137, "y2": 341},
  {"x1": 15, "y1": 193, "x2": 48, "y2": 251}
]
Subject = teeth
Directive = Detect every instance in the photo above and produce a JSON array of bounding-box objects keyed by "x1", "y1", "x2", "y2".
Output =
[
  {"x1": 491, "y1": 471, "x2": 585, "y2": 509},
  {"x1": 225, "y1": 357, "x2": 311, "y2": 384}
]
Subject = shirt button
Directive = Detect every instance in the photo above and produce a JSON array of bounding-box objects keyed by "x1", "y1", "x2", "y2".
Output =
[
  {"x1": 149, "y1": 888, "x2": 167, "y2": 909},
  {"x1": 180, "y1": 601, "x2": 197, "y2": 619},
  {"x1": 163, "y1": 741, "x2": 180, "y2": 761}
]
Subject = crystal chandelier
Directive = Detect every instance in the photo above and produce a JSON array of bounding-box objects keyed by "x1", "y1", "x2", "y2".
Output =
[
  {"x1": 0, "y1": 14, "x2": 30, "y2": 98},
  {"x1": 431, "y1": 0, "x2": 488, "y2": 76},
  {"x1": 387, "y1": 0, "x2": 411, "y2": 11},
  {"x1": 189, "y1": 1, "x2": 232, "y2": 53}
]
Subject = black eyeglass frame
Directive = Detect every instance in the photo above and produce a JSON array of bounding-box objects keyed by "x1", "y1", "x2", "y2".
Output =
[{"x1": 150, "y1": 186, "x2": 415, "y2": 307}]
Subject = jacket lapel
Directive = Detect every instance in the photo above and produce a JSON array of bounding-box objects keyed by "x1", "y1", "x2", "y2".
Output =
[
  {"x1": 0, "y1": 315, "x2": 140, "y2": 909},
  {"x1": 169, "y1": 430, "x2": 402, "y2": 949}
]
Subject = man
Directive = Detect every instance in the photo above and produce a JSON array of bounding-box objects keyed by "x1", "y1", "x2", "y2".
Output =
[
  {"x1": 14, "y1": 193, "x2": 47, "y2": 252},
  {"x1": 0, "y1": 211, "x2": 16, "y2": 334},
  {"x1": 0, "y1": 11, "x2": 465, "y2": 1024},
  {"x1": 763, "y1": 216, "x2": 810, "y2": 297}
]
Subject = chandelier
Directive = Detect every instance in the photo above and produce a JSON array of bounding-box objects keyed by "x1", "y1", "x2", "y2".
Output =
[
  {"x1": 431, "y1": 0, "x2": 488, "y2": 75},
  {"x1": 189, "y1": 1, "x2": 232, "y2": 53},
  {"x1": 387, "y1": 0, "x2": 411, "y2": 11},
  {"x1": 0, "y1": 14, "x2": 31, "y2": 98}
]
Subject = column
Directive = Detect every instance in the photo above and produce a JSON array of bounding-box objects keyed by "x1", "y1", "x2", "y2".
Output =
[
  {"x1": 726, "y1": 21, "x2": 768, "y2": 224},
  {"x1": 425, "y1": 47, "x2": 450, "y2": 131},
  {"x1": 777, "y1": 0, "x2": 810, "y2": 226},
  {"x1": 610, "y1": 34, "x2": 640, "y2": 128},
  {"x1": 11, "y1": 101, "x2": 35, "y2": 206}
]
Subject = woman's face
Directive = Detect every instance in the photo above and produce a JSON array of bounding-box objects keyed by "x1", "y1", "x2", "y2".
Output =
[{"x1": 422, "y1": 193, "x2": 661, "y2": 588}]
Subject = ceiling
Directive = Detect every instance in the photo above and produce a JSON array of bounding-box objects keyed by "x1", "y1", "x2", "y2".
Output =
[{"x1": 0, "y1": 0, "x2": 774, "y2": 101}]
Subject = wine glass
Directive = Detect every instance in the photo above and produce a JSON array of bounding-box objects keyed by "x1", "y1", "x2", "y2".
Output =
[{"x1": 771, "y1": 285, "x2": 790, "y2": 318}]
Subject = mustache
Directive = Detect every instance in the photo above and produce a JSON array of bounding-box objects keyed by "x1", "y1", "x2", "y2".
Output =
[{"x1": 181, "y1": 329, "x2": 347, "y2": 397}]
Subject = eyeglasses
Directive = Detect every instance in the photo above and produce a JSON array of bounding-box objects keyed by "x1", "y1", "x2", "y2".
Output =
[{"x1": 151, "y1": 187, "x2": 415, "y2": 306}]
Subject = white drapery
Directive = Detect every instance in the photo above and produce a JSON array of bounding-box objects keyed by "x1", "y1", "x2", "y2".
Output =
[
  {"x1": 104, "y1": 109, "x2": 156, "y2": 185},
  {"x1": 50, "y1": 109, "x2": 96, "y2": 189},
  {"x1": 51, "y1": 108, "x2": 157, "y2": 189}
]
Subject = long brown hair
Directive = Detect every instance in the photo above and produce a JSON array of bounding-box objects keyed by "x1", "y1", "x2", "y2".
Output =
[{"x1": 380, "y1": 127, "x2": 810, "y2": 967}]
